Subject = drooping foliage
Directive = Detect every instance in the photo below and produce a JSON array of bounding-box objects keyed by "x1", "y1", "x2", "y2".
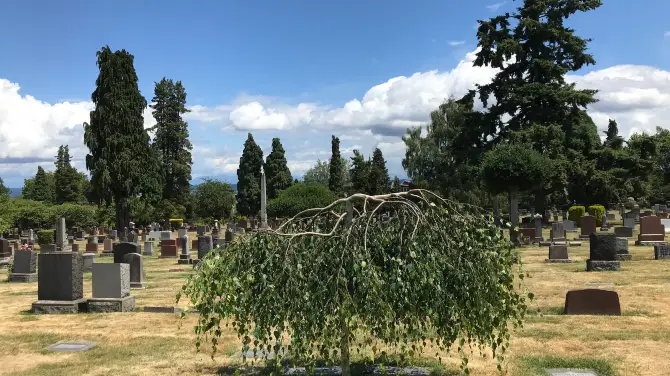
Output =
[
  {"x1": 236, "y1": 133, "x2": 263, "y2": 216},
  {"x1": 179, "y1": 190, "x2": 530, "y2": 375},
  {"x1": 83, "y1": 46, "x2": 153, "y2": 230},
  {"x1": 264, "y1": 138, "x2": 293, "y2": 200}
]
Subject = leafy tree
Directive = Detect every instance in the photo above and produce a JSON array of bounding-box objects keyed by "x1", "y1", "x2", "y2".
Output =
[
  {"x1": 0, "y1": 177, "x2": 10, "y2": 198},
  {"x1": 193, "y1": 179, "x2": 236, "y2": 220},
  {"x1": 463, "y1": 0, "x2": 602, "y2": 218},
  {"x1": 267, "y1": 183, "x2": 338, "y2": 218},
  {"x1": 304, "y1": 158, "x2": 350, "y2": 189},
  {"x1": 54, "y1": 145, "x2": 82, "y2": 203},
  {"x1": 349, "y1": 150, "x2": 370, "y2": 194},
  {"x1": 329, "y1": 135, "x2": 343, "y2": 192},
  {"x1": 264, "y1": 138, "x2": 292, "y2": 200},
  {"x1": 369, "y1": 148, "x2": 390, "y2": 195},
  {"x1": 179, "y1": 190, "x2": 530, "y2": 375},
  {"x1": 150, "y1": 77, "x2": 193, "y2": 216},
  {"x1": 236, "y1": 133, "x2": 263, "y2": 216},
  {"x1": 481, "y1": 143, "x2": 548, "y2": 229},
  {"x1": 83, "y1": 46, "x2": 153, "y2": 230}
]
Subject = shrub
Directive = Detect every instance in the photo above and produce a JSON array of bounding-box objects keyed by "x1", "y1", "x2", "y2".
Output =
[
  {"x1": 169, "y1": 218, "x2": 184, "y2": 228},
  {"x1": 588, "y1": 205, "x2": 606, "y2": 226},
  {"x1": 37, "y1": 230, "x2": 54, "y2": 245},
  {"x1": 49, "y1": 203, "x2": 97, "y2": 228},
  {"x1": 568, "y1": 206, "x2": 585, "y2": 224},
  {"x1": 267, "y1": 183, "x2": 339, "y2": 218},
  {"x1": 10, "y1": 199, "x2": 51, "y2": 229}
]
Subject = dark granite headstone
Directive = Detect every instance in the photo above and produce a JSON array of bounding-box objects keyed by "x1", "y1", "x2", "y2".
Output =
[
  {"x1": 580, "y1": 215, "x2": 597, "y2": 239},
  {"x1": 37, "y1": 252, "x2": 83, "y2": 301},
  {"x1": 546, "y1": 245, "x2": 569, "y2": 262},
  {"x1": 589, "y1": 233, "x2": 616, "y2": 261},
  {"x1": 563, "y1": 289, "x2": 621, "y2": 315},
  {"x1": 197, "y1": 235, "x2": 213, "y2": 259},
  {"x1": 0, "y1": 238, "x2": 11, "y2": 258},
  {"x1": 614, "y1": 226, "x2": 633, "y2": 238},
  {"x1": 14, "y1": 249, "x2": 37, "y2": 273},
  {"x1": 113, "y1": 242, "x2": 141, "y2": 264},
  {"x1": 654, "y1": 243, "x2": 670, "y2": 260}
]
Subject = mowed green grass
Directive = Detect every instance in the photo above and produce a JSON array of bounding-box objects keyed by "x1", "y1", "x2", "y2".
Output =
[{"x1": 0, "y1": 220, "x2": 668, "y2": 375}]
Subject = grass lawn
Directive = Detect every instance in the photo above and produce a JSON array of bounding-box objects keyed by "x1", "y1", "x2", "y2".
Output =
[{"x1": 0, "y1": 221, "x2": 668, "y2": 375}]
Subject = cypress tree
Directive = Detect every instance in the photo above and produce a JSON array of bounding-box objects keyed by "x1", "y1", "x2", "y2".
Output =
[
  {"x1": 84, "y1": 46, "x2": 152, "y2": 230},
  {"x1": 350, "y1": 150, "x2": 370, "y2": 194},
  {"x1": 264, "y1": 138, "x2": 292, "y2": 200},
  {"x1": 31, "y1": 166, "x2": 54, "y2": 202},
  {"x1": 236, "y1": 133, "x2": 264, "y2": 216},
  {"x1": 150, "y1": 77, "x2": 193, "y2": 214},
  {"x1": 329, "y1": 135, "x2": 343, "y2": 193},
  {"x1": 54, "y1": 145, "x2": 81, "y2": 203},
  {"x1": 369, "y1": 148, "x2": 390, "y2": 195}
]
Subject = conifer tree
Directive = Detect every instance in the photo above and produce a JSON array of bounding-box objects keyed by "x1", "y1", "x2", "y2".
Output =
[
  {"x1": 369, "y1": 148, "x2": 390, "y2": 195},
  {"x1": 54, "y1": 145, "x2": 81, "y2": 203},
  {"x1": 236, "y1": 133, "x2": 264, "y2": 216},
  {"x1": 84, "y1": 46, "x2": 152, "y2": 230},
  {"x1": 0, "y1": 177, "x2": 10, "y2": 198},
  {"x1": 329, "y1": 135, "x2": 343, "y2": 193},
  {"x1": 150, "y1": 78, "x2": 193, "y2": 213},
  {"x1": 350, "y1": 150, "x2": 370, "y2": 194},
  {"x1": 264, "y1": 138, "x2": 292, "y2": 200},
  {"x1": 30, "y1": 166, "x2": 55, "y2": 202}
]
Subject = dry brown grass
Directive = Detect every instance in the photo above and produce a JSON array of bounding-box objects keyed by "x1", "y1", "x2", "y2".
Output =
[{"x1": 0, "y1": 223, "x2": 668, "y2": 375}]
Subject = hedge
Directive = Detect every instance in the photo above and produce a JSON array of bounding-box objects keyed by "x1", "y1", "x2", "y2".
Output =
[
  {"x1": 568, "y1": 206, "x2": 586, "y2": 224},
  {"x1": 267, "y1": 183, "x2": 339, "y2": 218},
  {"x1": 588, "y1": 205, "x2": 606, "y2": 226},
  {"x1": 37, "y1": 230, "x2": 54, "y2": 245}
]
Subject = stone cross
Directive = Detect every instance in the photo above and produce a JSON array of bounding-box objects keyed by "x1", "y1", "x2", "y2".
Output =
[{"x1": 260, "y1": 166, "x2": 268, "y2": 230}]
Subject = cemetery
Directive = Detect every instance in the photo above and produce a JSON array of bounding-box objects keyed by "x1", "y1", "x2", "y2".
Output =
[{"x1": 2, "y1": 1, "x2": 670, "y2": 376}]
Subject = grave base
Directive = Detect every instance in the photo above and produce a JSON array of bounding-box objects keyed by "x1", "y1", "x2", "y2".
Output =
[
  {"x1": 159, "y1": 255, "x2": 177, "y2": 259},
  {"x1": 32, "y1": 298, "x2": 88, "y2": 314},
  {"x1": 9, "y1": 273, "x2": 38, "y2": 282},
  {"x1": 538, "y1": 241, "x2": 552, "y2": 247},
  {"x1": 578, "y1": 235, "x2": 591, "y2": 240},
  {"x1": 130, "y1": 282, "x2": 146, "y2": 289},
  {"x1": 99, "y1": 252, "x2": 113, "y2": 257},
  {"x1": 545, "y1": 259, "x2": 572, "y2": 263},
  {"x1": 615, "y1": 254, "x2": 632, "y2": 261},
  {"x1": 569, "y1": 241, "x2": 583, "y2": 247},
  {"x1": 87, "y1": 295, "x2": 136, "y2": 313},
  {"x1": 177, "y1": 258, "x2": 191, "y2": 265},
  {"x1": 635, "y1": 240, "x2": 667, "y2": 246},
  {"x1": 586, "y1": 260, "x2": 621, "y2": 272}
]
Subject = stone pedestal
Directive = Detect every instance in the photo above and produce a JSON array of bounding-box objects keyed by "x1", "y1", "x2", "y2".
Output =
[
  {"x1": 32, "y1": 252, "x2": 85, "y2": 314},
  {"x1": 546, "y1": 245, "x2": 571, "y2": 263},
  {"x1": 10, "y1": 249, "x2": 38, "y2": 282},
  {"x1": 586, "y1": 260, "x2": 621, "y2": 271},
  {"x1": 88, "y1": 263, "x2": 135, "y2": 312},
  {"x1": 160, "y1": 239, "x2": 178, "y2": 258},
  {"x1": 123, "y1": 253, "x2": 146, "y2": 289}
]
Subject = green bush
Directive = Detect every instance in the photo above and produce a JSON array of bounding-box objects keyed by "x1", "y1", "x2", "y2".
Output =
[
  {"x1": 169, "y1": 218, "x2": 184, "y2": 229},
  {"x1": 568, "y1": 206, "x2": 585, "y2": 224},
  {"x1": 10, "y1": 199, "x2": 51, "y2": 229},
  {"x1": 588, "y1": 205, "x2": 606, "y2": 226},
  {"x1": 267, "y1": 183, "x2": 339, "y2": 218},
  {"x1": 37, "y1": 230, "x2": 54, "y2": 245}
]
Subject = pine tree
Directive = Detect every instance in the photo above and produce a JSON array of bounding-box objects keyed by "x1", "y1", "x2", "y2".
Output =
[
  {"x1": 265, "y1": 138, "x2": 292, "y2": 200},
  {"x1": 369, "y1": 148, "x2": 390, "y2": 195},
  {"x1": 54, "y1": 145, "x2": 82, "y2": 203},
  {"x1": 391, "y1": 176, "x2": 401, "y2": 193},
  {"x1": 236, "y1": 133, "x2": 264, "y2": 216},
  {"x1": 329, "y1": 135, "x2": 343, "y2": 193},
  {"x1": 84, "y1": 46, "x2": 152, "y2": 230},
  {"x1": 150, "y1": 77, "x2": 193, "y2": 216},
  {"x1": 604, "y1": 119, "x2": 625, "y2": 150},
  {"x1": 31, "y1": 166, "x2": 55, "y2": 202},
  {"x1": 350, "y1": 150, "x2": 370, "y2": 194}
]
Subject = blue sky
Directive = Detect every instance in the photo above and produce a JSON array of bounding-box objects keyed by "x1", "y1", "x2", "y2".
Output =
[{"x1": 1, "y1": 0, "x2": 670, "y2": 187}]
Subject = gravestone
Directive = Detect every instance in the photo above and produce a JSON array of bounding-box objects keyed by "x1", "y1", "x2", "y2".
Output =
[
  {"x1": 160, "y1": 239, "x2": 178, "y2": 258},
  {"x1": 563, "y1": 289, "x2": 621, "y2": 315},
  {"x1": 85, "y1": 242, "x2": 99, "y2": 254},
  {"x1": 10, "y1": 249, "x2": 37, "y2": 282},
  {"x1": 56, "y1": 217, "x2": 69, "y2": 251},
  {"x1": 600, "y1": 214, "x2": 608, "y2": 230},
  {"x1": 71, "y1": 243, "x2": 79, "y2": 253},
  {"x1": 533, "y1": 215, "x2": 543, "y2": 242},
  {"x1": 40, "y1": 244, "x2": 57, "y2": 253},
  {"x1": 88, "y1": 263, "x2": 135, "y2": 312},
  {"x1": 225, "y1": 228, "x2": 233, "y2": 242},
  {"x1": 550, "y1": 222, "x2": 566, "y2": 242},
  {"x1": 47, "y1": 341, "x2": 96, "y2": 352},
  {"x1": 123, "y1": 253, "x2": 146, "y2": 288},
  {"x1": 636, "y1": 215, "x2": 665, "y2": 245},
  {"x1": 143, "y1": 241, "x2": 154, "y2": 256},
  {"x1": 113, "y1": 242, "x2": 141, "y2": 264},
  {"x1": 546, "y1": 245, "x2": 570, "y2": 263},
  {"x1": 197, "y1": 235, "x2": 213, "y2": 260},
  {"x1": 653, "y1": 243, "x2": 670, "y2": 260},
  {"x1": 111, "y1": 229, "x2": 118, "y2": 240},
  {"x1": 614, "y1": 226, "x2": 634, "y2": 238},
  {"x1": 87, "y1": 235, "x2": 97, "y2": 244},
  {"x1": 82, "y1": 253, "x2": 96, "y2": 272},
  {"x1": 579, "y1": 215, "x2": 597, "y2": 240},
  {"x1": 103, "y1": 239, "x2": 113, "y2": 254},
  {"x1": 562, "y1": 220, "x2": 577, "y2": 233},
  {"x1": 128, "y1": 231, "x2": 138, "y2": 243},
  {"x1": 177, "y1": 228, "x2": 187, "y2": 238},
  {"x1": 615, "y1": 237, "x2": 631, "y2": 261},
  {"x1": 606, "y1": 213, "x2": 616, "y2": 221},
  {"x1": 160, "y1": 231, "x2": 172, "y2": 240},
  {"x1": 0, "y1": 238, "x2": 11, "y2": 260},
  {"x1": 623, "y1": 217, "x2": 635, "y2": 229},
  {"x1": 196, "y1": 226, "x2": 206, "y2": 236},
  {"x1": 586, "y1": 233, "x2": 620, "y2": 271},
  {"x1": 32, "y1": 252, "x2": 86, "y2": 314},
  {"x1": 632, "y1": 204, "x2": 641, "y2": 224},
  {"x1": 178, "y1": 235, "x2": 191, "y2": 264}
]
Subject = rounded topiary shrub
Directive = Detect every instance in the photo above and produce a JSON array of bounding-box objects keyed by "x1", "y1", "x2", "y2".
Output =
[
  {"x1": 267, "y1": 183, "x2": 339, "y2": 218},
  {"x1": 37, "y1": 229, "x2": 55, "y2": 245},
  {"x1": 588, "y1": 205, "x2": 606, "y2": 226},
  {"x1": 568, "y1": 206, "x2": 585, "y2": 224}
]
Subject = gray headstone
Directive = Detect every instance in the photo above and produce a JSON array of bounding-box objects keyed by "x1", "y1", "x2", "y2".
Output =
[
  {"x1": 13, "y1": 249, "x2": 37, "y2": 274},
  {"x1": 616, "y1": 237, "x2": 629, "y2": 254},
  {"x1": 123, "y1": 253, "x2": 146, "y2": 288},
  {"x1": 589, "y1": 233, "x2": 617, "y2": 261},
  {"x1": 113, "y1": 242, "x2": 141, "y2": 264},
  {"x1": 92, "y1": 263, "x2": 130, "y2": 299},
  {"x1": 37, "y1": 252, "x2": 83, "y2": 301},
  {"x1": 197, "y1": 235, "x2": 213, "y2": 259},
  {"x1": 143, "y1": 241, "x2": 154, "y2": 256},
  {"x1": 160, "y1": 231, "x2": 172, "y2": 240},
  {"x1": 623, "y1": 217, "x2": 635, "y2": 229}
]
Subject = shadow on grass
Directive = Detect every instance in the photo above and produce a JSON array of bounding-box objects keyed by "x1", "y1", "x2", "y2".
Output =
[{"x1": 516, "y1": 355, "x2": 617, "y2": 376}]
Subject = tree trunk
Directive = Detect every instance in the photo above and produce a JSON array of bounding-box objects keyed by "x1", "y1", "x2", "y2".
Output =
[{"x1": 115, "y1": 197, "x2": 129, "y2": 231}]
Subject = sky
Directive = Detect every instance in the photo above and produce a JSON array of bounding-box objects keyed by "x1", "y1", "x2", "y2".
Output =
[{"x1": 1, "y1": 0, "x2": 670, "y2": 188}]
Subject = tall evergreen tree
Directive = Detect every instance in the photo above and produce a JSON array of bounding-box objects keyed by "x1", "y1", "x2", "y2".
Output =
[
  {"x1": 391, "y1": 176, "x2": 401, "y2": 193},
  {"x1": 236, "y1": 133, "x2": 264, "y2": 216},
  {"x1": 350, "y1": 150, "x2": 370, "y2": 194},
  {"x1": 264, "y1": 138, "x2": 292, "y2": 200},
  {"x1": 461, "y1": 0, "x2": 602, "y2": 217},
  {"x1": 369, "y1": 148, "x2": 390, "y2": 195},
  {"x1": 150, "y1": 77, "x2": 193, "y2": 215},
  {"x1": 329, "y1": 135, "x2": 343, "y2": 193},
  {"x1": 603, "y1": 119, "x2": 625, "y2": 150},
  {"x1": 84, "y1": 46, "x2": 152, "y2": 230},
  {"x1": 54, "y1": 145, "x2": 82, "y2": 203},
  {"x1": 30, "y1": 166, "x2": 55, "y2": 202}
]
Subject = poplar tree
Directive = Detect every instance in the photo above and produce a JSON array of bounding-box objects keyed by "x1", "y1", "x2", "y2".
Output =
[
  {"x1": 84, "y1": 46, "x2": 152, "y2": 230},
  {"x1": 329, "y1": 135, "x2": 343, "y2": 193}
]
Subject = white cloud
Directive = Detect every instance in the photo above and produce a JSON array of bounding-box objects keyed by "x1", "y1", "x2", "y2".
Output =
[
  {"x1": 486, "y1": 1, "x2": 506, "y2": 11},
  {"x1": 448, "y1": 40, "x2": 465, "y2": 46}
]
